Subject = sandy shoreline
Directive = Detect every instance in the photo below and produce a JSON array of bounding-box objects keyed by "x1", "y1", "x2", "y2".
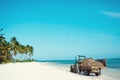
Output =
[{"x1": 0, "y1": 62, "x2": 119, "y2": 80}]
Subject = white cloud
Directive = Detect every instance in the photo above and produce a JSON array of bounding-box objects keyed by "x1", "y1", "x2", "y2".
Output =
[{"x1": 101, "y1": 11, "x2": 120, "y2": 18}]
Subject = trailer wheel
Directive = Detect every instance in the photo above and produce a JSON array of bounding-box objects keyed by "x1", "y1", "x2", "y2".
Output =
[
  {"x1": 79, "y1": 66, "x2": 82, "y2": 73},
  {"x1": 79, "y1": 69, "x2": 81, "y2": 73},
  {"x1": 95, "y1": 73, "x2": 99, "y2": 76},
  {"x1": 86, "y1": 70, "x2": 90, "y2": 76},
  {"x1": 95, "y1": 70, "x2": 101, "y2": 76},
  {"x1": 95, "y1": 72, "x2": 101, "y2": 76}
]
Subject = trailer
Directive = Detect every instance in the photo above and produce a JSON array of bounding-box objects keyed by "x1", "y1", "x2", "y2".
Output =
[{"x1": 70, "y1": 55, "x2": 106, "y2": 76}]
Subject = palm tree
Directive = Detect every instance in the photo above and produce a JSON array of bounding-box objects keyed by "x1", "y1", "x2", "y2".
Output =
[
  {"x1": 18, "y1": 45, "x2": 25, "y2": 60},
  {"x1": 0, "y1": 35, "x2": 11, "y2": 62},
  {"x1": 23, "y1": 45, "x2": 28, "y2": 60},
  {"x1": 0, "y1": 28, "x2": 34, "y2": 63},
  {"x1": 0, "y1": 35, "x2": 6, "y2": 62},
  {"x1": 29, "y1": 46, "x2": 33, "y2": 60},
  {"x1": 10, "y1": 37, "x2": 20, "y2": 60},
  {"x1": 18, "y1": 44, "x2": 28, "y2": 61},
  {"x1": 26, "y1": 45, "x2": 33, "y2": 60},
  {"x1": 0, "y1": 29, "x2": 7, "y2": 63}
]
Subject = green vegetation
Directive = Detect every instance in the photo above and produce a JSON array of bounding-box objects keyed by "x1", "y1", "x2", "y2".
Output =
[{"x1": 0, "y1": 28, "x2": 34, "y2": 64}]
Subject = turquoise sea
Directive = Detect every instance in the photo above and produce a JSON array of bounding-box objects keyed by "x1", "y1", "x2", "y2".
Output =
[
  {"x1": 38, "y1": 58, "x2": 120, "y2": 70},
  {"x1": 106, "y1": 58, "x2": 120, "y2": 70}
]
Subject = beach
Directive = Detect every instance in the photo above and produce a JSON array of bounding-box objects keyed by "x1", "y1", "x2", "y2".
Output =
[{"x1": 0, "y1": 62, "x2": 119, "y2": 80}]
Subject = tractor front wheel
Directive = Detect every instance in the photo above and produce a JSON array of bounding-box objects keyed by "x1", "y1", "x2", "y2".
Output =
[{"x1": 70, "y1": 65, "x2": 73, "y2": 72}]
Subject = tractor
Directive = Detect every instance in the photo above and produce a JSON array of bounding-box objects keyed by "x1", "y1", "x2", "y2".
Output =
[{"x1": 70, "y1": 55, "x2": 106, "y2": 76}]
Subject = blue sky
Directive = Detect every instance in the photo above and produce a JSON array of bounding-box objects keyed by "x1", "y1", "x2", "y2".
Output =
[{"x1": 0, "y1": 0, "x2": 120, "y2": 60}]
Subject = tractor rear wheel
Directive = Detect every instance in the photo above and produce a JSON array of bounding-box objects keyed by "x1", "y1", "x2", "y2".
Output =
[{"x1": 74, "y1": 64, "x2": 78, "y2": 73}]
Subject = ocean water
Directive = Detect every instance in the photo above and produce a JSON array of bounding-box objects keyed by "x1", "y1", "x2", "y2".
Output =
[
  {"x1": 107, "y1": 59, "x2": 120, "y2": 70},
  {"x1": 39, "y1": 58, "x2": 120, "y2": 70}
]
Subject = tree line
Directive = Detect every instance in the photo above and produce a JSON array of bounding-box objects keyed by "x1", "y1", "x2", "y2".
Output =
[{"x1": 0, "y1": 28, "x2": 33, "y2": 63}]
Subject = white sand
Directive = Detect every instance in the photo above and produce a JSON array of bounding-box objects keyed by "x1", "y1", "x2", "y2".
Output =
[{"x1": 0, "y1": 62, "x2": 119, "y2": 80}]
